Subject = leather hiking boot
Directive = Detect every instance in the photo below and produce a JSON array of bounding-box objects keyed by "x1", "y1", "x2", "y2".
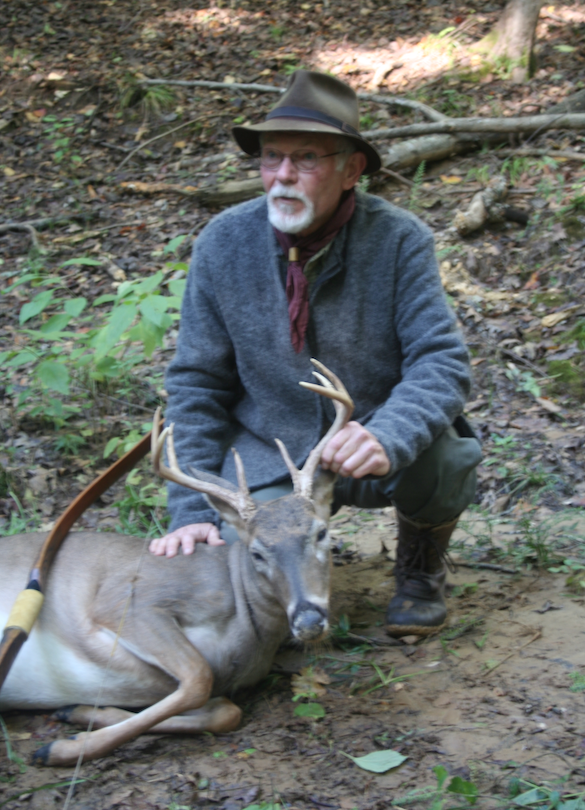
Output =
[{"x1": 385, "y1": 511, "x2": 458, "y2": 637}]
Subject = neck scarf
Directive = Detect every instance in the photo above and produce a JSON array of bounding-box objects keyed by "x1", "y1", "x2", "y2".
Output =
[{"x1": 273, "y1": 189, "x2": 356, "y2": 353}]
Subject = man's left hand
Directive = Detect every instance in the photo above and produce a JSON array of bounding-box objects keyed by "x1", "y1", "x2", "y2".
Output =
[{"x1": 320, "y1": 421, "x2": 390, "y2": 478}]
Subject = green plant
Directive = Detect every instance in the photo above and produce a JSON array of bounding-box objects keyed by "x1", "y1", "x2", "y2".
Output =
[
  {"x1": 114, "y1": 468, "x2": 168, "y2": 537},
  {"x1": 504, "y1": 364, "x2": 541, "y2": 398},
  {"x1": 270, "y1": 24, "x2": 285, "y2": 40},
  {"x1": 41, "y1": 114, "x2": 84, "y2": 166},
  {"x1": 0, "y1": 715, "x2": 26, "y2": 775},
  {"x1": 0, "y1": 259, "x2": 186, "y2": 429},
  {"x1": 507, "y1": 776, "x2": 585, "y2": 809},
  {"x1": 548, "y1": 559, "x2": 585, "y2": 593},
  {"x1": 568, "y1": 671, "x2": 585, "y2": 692},
  {"x1": 409, "y1": 161, "x2": 426, "y2": 211},
  {"x1": 392, "y1": 765, "x2": 477, "y2": 808},
  {"x1": 359, "y1": 113, "x2": 375, "y2": 129},
  {"x1": 119, "y1": 77, "x2": 176, "y2": 118},
  {"x1": 466, "y1": 166, "x2": 491, "y2": 185},
  {"x1": 547, "y1": 358, "x2": 585, "y2": 402}
]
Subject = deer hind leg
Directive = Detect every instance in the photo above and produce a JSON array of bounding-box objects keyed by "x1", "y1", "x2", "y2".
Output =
[
  {"x1": 32, "y1": 618, "x2": 218, "y2": 767},
  {"x1": 55, "y1": 697, "x2": 242, "y2": 735}
]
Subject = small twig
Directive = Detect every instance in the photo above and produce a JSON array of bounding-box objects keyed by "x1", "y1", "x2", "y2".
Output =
[
  {"x1": 498, "y1": 346, "x2": 551, "y2": 379},
  {"x1": 360, "y1": 94, "x2": 447, "y2": 122},
  {"x1": 0, "y1": 213, "x2": 95, "y2": 231},
  {"x1": 116, "y1": 118, "x2": 201, "y2": 170},
  {"x1": 377, "y1": 167, "x2": 414, "y2": 187},
  {"x1": 484, "y1": 630, "x2": 541, "y2": 676},
  {"x1": 0, "y1": 222, "x2": 40, "y2": 250},
  {"x1": 454, "y1": 561, "x2": 518, "y2": 574},
  {"x1": 495, "y1": 147, "x2": 585, "y2": 161}
]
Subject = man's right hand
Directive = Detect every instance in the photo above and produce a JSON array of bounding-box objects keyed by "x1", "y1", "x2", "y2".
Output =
[{"x1": 149, "y1": 523, "x2": 225, "y2": 557}]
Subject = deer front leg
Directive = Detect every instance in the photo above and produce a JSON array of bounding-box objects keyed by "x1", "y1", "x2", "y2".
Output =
[
  {"x1": 32, "y1": 618, "x2": 217, "y2": 766},
  {"x1": 55, "y1": 697, "x2": 242, "y2": 735}
]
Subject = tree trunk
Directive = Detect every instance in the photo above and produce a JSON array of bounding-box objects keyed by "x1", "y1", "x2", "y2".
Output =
[{"x1": 474, "y1": 0, "x2": 543, "y2": 81}]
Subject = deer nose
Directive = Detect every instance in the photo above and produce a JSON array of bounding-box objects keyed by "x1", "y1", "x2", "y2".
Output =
[{"x1": 291, "y1": 602, "x2": 329, "y2": 641}]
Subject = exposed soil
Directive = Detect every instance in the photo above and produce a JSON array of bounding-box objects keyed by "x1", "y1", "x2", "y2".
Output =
[{"x1": 1, "y1": 0, "x2": 585, "y2": 807}]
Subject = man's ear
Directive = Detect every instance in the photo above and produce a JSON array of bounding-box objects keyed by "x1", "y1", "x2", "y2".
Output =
[{"x1": 342, "y1": 151, "x2": 368, "y2": 190}]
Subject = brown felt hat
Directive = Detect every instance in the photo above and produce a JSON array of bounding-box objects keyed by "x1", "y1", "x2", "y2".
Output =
[{"x1": 232, "y1": 70, "x2": 381, "y2": 175}]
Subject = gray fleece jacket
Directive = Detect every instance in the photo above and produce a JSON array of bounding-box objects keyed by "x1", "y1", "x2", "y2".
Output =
[{"x1": 164, "y1": 189, "x2": 471, "y2": 530}]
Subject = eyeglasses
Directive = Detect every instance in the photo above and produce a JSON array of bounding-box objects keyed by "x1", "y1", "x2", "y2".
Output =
[{"x1": 259, "y1": 147, "x2": 347, "y2": 173}]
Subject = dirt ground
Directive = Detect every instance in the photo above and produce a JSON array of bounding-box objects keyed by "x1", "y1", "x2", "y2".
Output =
[{"x1": 3, "y1": 509, "x2": 585, "y2": 810}]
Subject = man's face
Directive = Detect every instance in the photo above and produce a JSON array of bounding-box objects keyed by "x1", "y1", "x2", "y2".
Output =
[{"x1": 260, "y1": 132, "x2": 366, "y2": 236}]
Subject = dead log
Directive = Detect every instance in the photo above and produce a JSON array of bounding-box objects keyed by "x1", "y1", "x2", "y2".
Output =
[{"x1": 365, "y1": 113, "x2": 585, "y2": 140}]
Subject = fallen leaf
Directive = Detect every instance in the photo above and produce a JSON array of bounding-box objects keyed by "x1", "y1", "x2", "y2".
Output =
[
  {"x1": 535, "y1": 397, "x2": 563, "y2": 414},
  {"x1": 541, "y1": 306, "x2": 578, "y2": 328},
  {"x1": 3, "y1": 166, "x2": 15, "y2": 176},
  {"x1": 440, "y1": 175, "x2": 463, "y2": 184},
  {"x1": 291, "y1": 666, "x2": 330, "y2": 697},
  {"x1": 342, "y1": 749, "x2": 407, "y2": 773}
]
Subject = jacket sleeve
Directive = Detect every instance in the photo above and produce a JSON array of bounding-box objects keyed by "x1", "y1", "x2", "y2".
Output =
[
  {"x1": 364, "y1": 221, "x2": 471, "y2": 474},
  {"x1": 163, "y1": 234, "x2": 238, "y2": 531}
]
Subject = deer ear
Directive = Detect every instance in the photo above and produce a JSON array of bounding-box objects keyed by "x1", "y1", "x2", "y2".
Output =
[
  {"x1": 203, "y1": 495, "x2": 248, "y2": 535},
  {"x1": 312, "y1": 469, "x2": 336, "y2": 522}
]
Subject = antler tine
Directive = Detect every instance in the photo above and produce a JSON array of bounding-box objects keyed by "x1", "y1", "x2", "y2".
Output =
[
  {"x1": 231, "y1": 447, "x2": 257, "y2": 520},
  {"x1": 274, "y1": 438, "x2": 303, "y2": 492},
  {"x1": 151, "y1": 412, "x2": 256, "y2": 521},
  {"x1": 296, "y1": 360, "x2": 355, "y2": 499}
]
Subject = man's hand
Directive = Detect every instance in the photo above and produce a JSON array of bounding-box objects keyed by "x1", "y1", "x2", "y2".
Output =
[
  {"x1": 320, "y1": 421, "x2": 390, "y2": 478},
  {"x1": 149, "y1": 523, "x2": 225, "y2": 557}
]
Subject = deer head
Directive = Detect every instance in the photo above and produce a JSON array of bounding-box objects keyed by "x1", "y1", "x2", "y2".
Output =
[{"x1": 152, "y1": 360, "x2": 354, "y2": 642}]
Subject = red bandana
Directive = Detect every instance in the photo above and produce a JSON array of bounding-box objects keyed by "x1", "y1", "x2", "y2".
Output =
[{"x1": 273, "y1": 189, "x2": 356, "y2": 353}]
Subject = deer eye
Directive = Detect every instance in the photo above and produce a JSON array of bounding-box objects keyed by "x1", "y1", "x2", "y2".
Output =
[
  {"x1": 252, "y1": 551, "x2": 265, "y2": 563},
  {"x1": 317, "y1": 528, "x2": 328, "y2": 542}
]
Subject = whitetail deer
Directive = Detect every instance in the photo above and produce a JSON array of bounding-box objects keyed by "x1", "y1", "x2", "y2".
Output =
[{"x1": 0, "y1": 361, "x2": 353, "y2": 767}]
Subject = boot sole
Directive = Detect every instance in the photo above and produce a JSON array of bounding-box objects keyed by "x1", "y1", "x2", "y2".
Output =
[{"x1": 385, "y1": 621, "x2": 446, "y2": 638}]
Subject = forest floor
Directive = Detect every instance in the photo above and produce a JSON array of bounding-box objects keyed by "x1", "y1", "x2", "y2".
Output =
[{"x1": 1, "y1": 0, "x2": 585, "y2": 808}]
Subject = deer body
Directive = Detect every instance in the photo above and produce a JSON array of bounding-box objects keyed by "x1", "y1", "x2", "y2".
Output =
[
  {"x1": 0, "y1": 361, "x2": 352, "y2": 766},
  {"x1": 1, "y1": 534, "x2": 291, "y2": 710}
]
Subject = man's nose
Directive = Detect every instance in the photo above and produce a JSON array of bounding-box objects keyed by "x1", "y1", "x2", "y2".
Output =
[{"x1": 275, "y1": 155, "x2": 298, "y2": 183}]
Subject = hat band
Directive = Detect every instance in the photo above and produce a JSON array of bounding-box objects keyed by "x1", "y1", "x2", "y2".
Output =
[{"x1": 265, "y1": 106, "x2": 361, "y2": 138}]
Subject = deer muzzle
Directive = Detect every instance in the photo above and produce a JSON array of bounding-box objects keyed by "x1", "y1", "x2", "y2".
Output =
[{"x1": 291, "y1": 601, "x2": 329, "y2": 642}]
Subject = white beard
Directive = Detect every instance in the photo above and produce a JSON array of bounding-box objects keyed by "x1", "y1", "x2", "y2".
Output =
[{"x1": 267, "y1": 183, "x2": 315, "y2": 234}]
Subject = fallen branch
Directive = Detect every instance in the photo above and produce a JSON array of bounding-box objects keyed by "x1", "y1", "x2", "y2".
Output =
[
  {"x1": 0, "y1": 222, "x2": 40, "y2": 251},
  {"x1": 493, "y1": 147, "x2": 585, "y2": 162},
  {"x1": 454, "y1": 561, "x2": 518, "y2": 575},
  {"x1": 116, "y1": 118, "x2": 200, "y2": 170},
  {"x1": 381, "y1": 133, "x2": 484, "y2": 171},
  {"x1": 377, "y1": 167, "x2": 414, "y2": 187},
  {"x1": 120, "y1": 177, "x2": 264, "y2": 207},
  {"x1": 364, "y1": 113, "x2": 585, "y2": 140},
  {"x1": 0, "y1": 213, "x2": 95, "y2": 231},
  {"x1": 141, "y1": 78, "x2": 445, "y2": 122}
]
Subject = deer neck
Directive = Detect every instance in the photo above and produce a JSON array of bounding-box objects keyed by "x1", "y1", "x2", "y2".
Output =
[{"x1": 228, "y1": 541, "x2": 289, "y2": 642}]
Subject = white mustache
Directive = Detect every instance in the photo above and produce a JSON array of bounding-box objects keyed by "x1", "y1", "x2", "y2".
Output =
[{"x1": 268, "y1": 183, "x2": 310, "y2": 205}]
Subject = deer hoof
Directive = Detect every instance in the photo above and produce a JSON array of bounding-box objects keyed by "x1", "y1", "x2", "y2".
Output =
[{"x1": 31, "y1": 743, "x2": 53, "y2": 766}]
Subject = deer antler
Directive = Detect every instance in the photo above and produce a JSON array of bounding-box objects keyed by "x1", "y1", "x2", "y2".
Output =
[
  {"x1": 275, "y1": 360, "x2": 354, "y2": 500},
  {"x1": 152, "y1": 408, "x2": 257, "y2": 522}
]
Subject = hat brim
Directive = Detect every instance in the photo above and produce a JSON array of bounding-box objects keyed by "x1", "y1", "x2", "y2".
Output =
[{"x1": 232, "y1": 118, "x2": 381, "y2": 175}]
